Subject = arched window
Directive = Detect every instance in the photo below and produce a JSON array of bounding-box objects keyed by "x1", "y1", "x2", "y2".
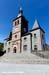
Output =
[
  {"x1": 15, "y1": 22, "x2": 17, "y2": 26},
  {"x1": 24, "y1": 37, "x2": 27, "y2": 40},
  {"x1": 15, "y1": 35, "x2": 17, "y2": 38},
  {"x1": 34, "y1": 45, "x2": 37, "y2": 51},
  {"x1": 23, "y1": 45, "x2": 27, "y2": 51},
  {"x1": 13, "y1": 47, "x2": 17, "y2": 53},
  {"x1": 17, "y1": 20, "x2": 19, "y2": 24},
  {"x1": 34, "y1": 34, "x2": 36, "y2": 38}
]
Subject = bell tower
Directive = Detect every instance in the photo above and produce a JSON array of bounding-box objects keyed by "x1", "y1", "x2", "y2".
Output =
[{"x1": 12, "y1": 7, "x2": 28, "y2": 53}]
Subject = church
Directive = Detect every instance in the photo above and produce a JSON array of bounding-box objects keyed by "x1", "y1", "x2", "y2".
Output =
[{"x1": 4, "y1": 7, "x2": 49, "y2": 54}]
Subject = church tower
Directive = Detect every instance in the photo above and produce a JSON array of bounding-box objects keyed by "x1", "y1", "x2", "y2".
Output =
[{"x1": 12, "y1": 8, "x2": 28, "y2": 53}]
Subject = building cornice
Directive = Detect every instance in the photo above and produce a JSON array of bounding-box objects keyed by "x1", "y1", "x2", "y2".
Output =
[
  {"x1": 12, "y1": 39, "x2": 21, "y2": 42},
  {"x1": 22, "y1": 33, "x2": 32, "y2": 37},
  {"x1": 12, "y1": 31, "x2": 21, "y2": 35},
  {"x1": 13, "y1": 15, "x2": 28, "y2": 23},
  {"x1": 30, "y1": 27, "x2": 45, "y2": 33}
]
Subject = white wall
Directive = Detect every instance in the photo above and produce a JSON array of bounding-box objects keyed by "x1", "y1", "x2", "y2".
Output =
[
  {"x1": 31, "y1": 29, "x2": 42, "y2": 51},
  {"x1": 4, "y1": 40, "x2": 13, "y2": 53},
  {"x1": 40, "y1": 30, "x2": 46, "y2": 50},
  {"x1": 21, "y1": 34, "x2": 32, "y2": 53}
]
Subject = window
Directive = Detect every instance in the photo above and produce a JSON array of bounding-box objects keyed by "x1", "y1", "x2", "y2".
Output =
[
  {"x1": 17, "y1": 20, "x2": 19, "y2": 24},
  {"x1": 15, "y1": 20, "x2": 19, "y2": 26},
  {"x1": 23, "y1": 45, "x2": 27, "y2": 51},
  {"x1": 15, "y1": 35, "x2": 17, "y2": 38},
  {"x1": 15, "y1": 22, "x2": 16, "y2": 25},
  {"x1": 24, "y1": 37, "x2": 27, "y2": 43},
  {"x1": 34, "y1": 45, "x2": 37, "y2": 51},
  {"x1": 9, "y1": 42, "x2": 10, "y2": 44},
  {"x1": 8, "y1": 48, "x2": 10, "y2": 52},
  {"x1": 24, "y1": 37, "x2": 27, "y2": 40},
  {"x1": 34, "y1": 34, "x2": 36, "y2": 38}
]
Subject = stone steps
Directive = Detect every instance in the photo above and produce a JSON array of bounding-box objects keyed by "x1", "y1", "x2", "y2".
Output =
[
  {"x1": 0, "y1": 53, "x2": 49, "y2": 64},
  {"x1": 32, "y1": 51, "x2": 49, "y2": 59}
]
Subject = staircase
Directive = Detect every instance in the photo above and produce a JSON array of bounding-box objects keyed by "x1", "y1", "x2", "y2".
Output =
[
  {"x1": 0, "y1": 52, "x2": 49, "y2": 64},
  {"x1": 32, "y1": 51, "x2": 49, "y2": 59}
]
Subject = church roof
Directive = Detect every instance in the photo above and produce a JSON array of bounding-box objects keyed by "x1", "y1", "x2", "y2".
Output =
[
  {"x1": 30, "y1": 19, "x2": 45, "y2": 33},
  {"x1": 17, "y1": 7, "x2": 23, "y2": 17},
  {"x1": 13, "y1": 7, "x2": 28, "y2": 22},
  {"x1": 32, "y1": 19, "x2": 40, "y2": 29},
  {"x1": 4, "y1": 32, "x2": 12, "y2": 41}
]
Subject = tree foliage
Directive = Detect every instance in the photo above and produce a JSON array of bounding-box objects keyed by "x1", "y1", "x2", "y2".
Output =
[{"x1": 0, "y1": 43, "x2": 4, "y2": 51}]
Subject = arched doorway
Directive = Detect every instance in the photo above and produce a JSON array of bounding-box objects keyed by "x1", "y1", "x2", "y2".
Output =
[{"x1": 13, "y1": 47, "x2": 17, "y2": 53}]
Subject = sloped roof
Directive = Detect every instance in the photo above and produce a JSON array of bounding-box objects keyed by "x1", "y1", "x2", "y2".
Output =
[
  {"x1": 4, "y1": 32, "x2": 12, "y2": 41},
  {"x1": 32, "y1": 19, "x2": 40, "y2": 29},
  {"x1": 31, "y1": 19, "x2": 45, "y2": 33},
  {"x1": 13, "y1": 7, "x2": 28, "y2": 22},
  {"x1": 17, "y1": 7, "x2": 23, "y2": 17}
]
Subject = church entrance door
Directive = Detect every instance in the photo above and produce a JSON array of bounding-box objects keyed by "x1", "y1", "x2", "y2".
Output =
[{"x1": 13, "y1": 47, "x2": 17, "y2": 53}]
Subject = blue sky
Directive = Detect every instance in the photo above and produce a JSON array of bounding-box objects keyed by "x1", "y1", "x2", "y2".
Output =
[{"x1": 0, "y1": 0, "x2": 49, "y2": 44}]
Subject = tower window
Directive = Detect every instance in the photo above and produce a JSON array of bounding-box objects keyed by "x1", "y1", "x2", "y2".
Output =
[
  {"x1": 17, "y1": 20, "x2": 19, "y2": 24},
  {"x1": 34, "y1": 34, "x2": 36, "y2": 38},
  {"x1": 17, "y1": 20, "x2": 19, "y2": 25},
  {"x1": 15, "y1": 35, "x2": 17, "y2": 38},
  {"x1": 15, "y1": 20, "x2": 19, "y2": 26},
  {"x1": 23, "y1": 45, "x2": 27, "y2": 51},
  {"x1": 15, "y1": 22, "x2": 17, "y2": 26}
]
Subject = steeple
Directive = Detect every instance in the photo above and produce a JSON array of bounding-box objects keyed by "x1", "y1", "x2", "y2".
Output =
[
  {"x1": 32, "y1": 19, "x2": 40, "y2": 29},
  {"x1": 17, "y1": 7, "x2": 23, "y2": 17},
  {"x1": 32, "y1": 19, "x2": 45, "y2": 33},
  {"x1": 19, "y1": 7, "x2": 23, "y2": 14}
]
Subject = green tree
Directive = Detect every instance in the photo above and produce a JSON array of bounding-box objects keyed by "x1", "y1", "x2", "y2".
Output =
[{"x1": 0, "y1": 43, "x2": 4, "y2": 51}]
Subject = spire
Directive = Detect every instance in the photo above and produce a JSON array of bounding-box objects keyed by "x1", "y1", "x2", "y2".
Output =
[
  {"x1": 17, "y1": 7, "x2": 23, "y2": 17},
  {"x1": 32, "y1": 19, "x2": 40, "y2": 29},
  {"x1": 19, "y1": 7, "x2": 23, "y2": 14}
]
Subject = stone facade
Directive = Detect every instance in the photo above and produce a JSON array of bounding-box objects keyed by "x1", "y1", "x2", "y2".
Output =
[{"x1": 4, "y1": 7, "x2": 49, "y2": 54}]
